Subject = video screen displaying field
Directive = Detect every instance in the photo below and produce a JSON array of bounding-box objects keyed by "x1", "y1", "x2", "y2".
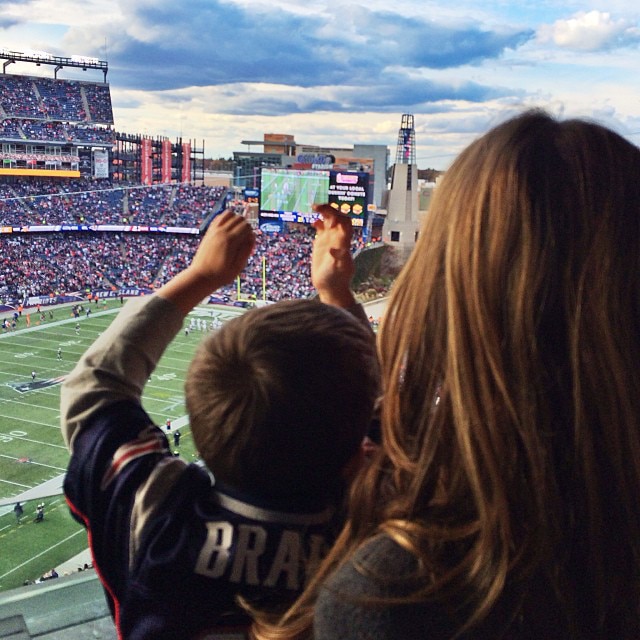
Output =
[{"x1": 260, "y1": 169, "x2": 329, "y2": 218}]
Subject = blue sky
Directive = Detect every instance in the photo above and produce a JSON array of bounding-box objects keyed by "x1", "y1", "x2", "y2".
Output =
[{"x1": 1, "y1": 0, "x2": 640, "y2": 168}]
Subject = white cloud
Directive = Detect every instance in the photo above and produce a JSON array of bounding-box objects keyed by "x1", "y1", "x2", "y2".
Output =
[{"x1": 537, "y1": 10, "x2": 640, "y2": 51}]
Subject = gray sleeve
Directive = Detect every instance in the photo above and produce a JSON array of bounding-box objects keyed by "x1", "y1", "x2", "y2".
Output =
[{"x1": 60, "y1": 294, "x2": 185, "y2": 451}]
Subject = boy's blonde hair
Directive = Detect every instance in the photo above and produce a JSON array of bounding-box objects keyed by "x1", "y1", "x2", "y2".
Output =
[{"x1": 185, "y1": 299, "x2": 378, "y2": 505}]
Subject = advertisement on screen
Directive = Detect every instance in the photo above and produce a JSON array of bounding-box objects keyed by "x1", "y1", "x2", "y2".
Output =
[{"x1": 259, "y1": 168, "x2": 368, "y2": 227}]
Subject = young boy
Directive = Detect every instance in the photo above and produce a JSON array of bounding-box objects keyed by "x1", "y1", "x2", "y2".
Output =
[{"x1": 60, "y1": 210, "x2": 378, "y2": 640}]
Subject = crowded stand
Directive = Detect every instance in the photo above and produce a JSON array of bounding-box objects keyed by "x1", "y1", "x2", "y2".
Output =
[
  {"x1": 0, "y1": 233, "x2": 197, "y2": 306},
  {"x1": 36, "y1": 77, "x2": 87, "y2": 121},
  {"x1": 65, "y1": 123, "x2": 114, "y2": 144},
  {"x1": 0, "y1": 72, "x2": 113, "y2": 152},
  {"x1": 82, "y1": 83, "x2": 115, "y2": 123},
  {"x1": 0, "y1": 177, "x2": 224, "y2": 226},
  {"x1": 0, "y1": 177, "x2": 121, "y2": 225},
  {"x1": 17, "y1": 119, "x2": 68, "y2": 142},
  {"x1": 0, "y1": 75, "x2": 42, "y2": 118},
  {"x1": 125, "y1": 184, "x2": 176, "y2": 225},
  {"x1": 0, "y1": 74, "x2": 113, "y2": 124},
  {"x1": 171, "y1": 184, "x2": 226, "y2": 227},
  {"x1": 0, "y1": 69, "x2": 353, "y2": 311},
  {"x1": 0, "y1": 118, "x2": 114, "y2": 145},
  {"x1": 0, "y1": 117, "x2": 23, "y2": 138},
  {"x1": 0, "y1": 225, "x2": 319, "y2": 308}
]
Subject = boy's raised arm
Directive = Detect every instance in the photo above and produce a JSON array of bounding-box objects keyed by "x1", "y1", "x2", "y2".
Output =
[{"x1": 60, "y1": 212, "x2": 255, "y2": 449}]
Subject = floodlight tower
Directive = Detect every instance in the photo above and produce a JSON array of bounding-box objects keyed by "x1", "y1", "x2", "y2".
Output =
[{"x1": 384, "y1": 114, "x2": 420, "y2": 253}]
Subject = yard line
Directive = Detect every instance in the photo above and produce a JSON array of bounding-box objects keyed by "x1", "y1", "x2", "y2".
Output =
[
  {"x1": 0, "y1": 477, "x2": 31, "y2": 488},
  {"x1": 0, "y1": 411, "x2": 59, "y2": 429},
  {"x1": 31, "y1": 461, "x2": 67, "y2": 471},
  {"x1": 0, "y1": 529, "x2": 85, "y2": 580},
  {"x1": 0, "y1": 308, "x2": 120, "y2": 340},
  {"x1": 0, "y1": 434, "x2": 67, "y2": 449},
  {"x1": 0, "y1": 397, "x2": 63, "y2": 412},
  {"x1": 0, "y1": 454, "x2": 66, "y2": 472}
]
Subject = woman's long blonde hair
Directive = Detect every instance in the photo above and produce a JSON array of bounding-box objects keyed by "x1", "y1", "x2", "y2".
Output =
[{"x1": 253, "y1": 110, "x2": 640, "y2": 638}]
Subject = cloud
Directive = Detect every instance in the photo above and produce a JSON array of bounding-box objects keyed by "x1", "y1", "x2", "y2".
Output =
[
  {"x1": 0, "y1": 17, "x2": 21, "y2": 29},
  {"x1": 537, "y1": 10, "x2": 640, "y2": 51},
  {"x1": 60, "y1": 0, "x2": 533, "y2": 92},
  {"x1": 141, "y1": 72, "x2": 519, "y2": 120}
]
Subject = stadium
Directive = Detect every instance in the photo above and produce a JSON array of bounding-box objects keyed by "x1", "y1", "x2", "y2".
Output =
[{"x1": 0, "y1": 49, "x2": 398, "y2": 637}]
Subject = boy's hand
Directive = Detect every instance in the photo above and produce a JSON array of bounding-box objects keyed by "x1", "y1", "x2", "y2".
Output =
[
  {"x1": 190, "y1": 210, "x2": 255, "y2": 287},
  {"x1": 158, "y1": 210, "x2": 255, "y2": 315},
  {"x1": 311, "y1": 204, "x2": 356, "y2": 308}
]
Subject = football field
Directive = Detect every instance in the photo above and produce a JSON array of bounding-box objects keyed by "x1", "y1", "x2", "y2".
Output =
[{"x1": 0, "y1": 299, "x2": 244, "y2": 591}]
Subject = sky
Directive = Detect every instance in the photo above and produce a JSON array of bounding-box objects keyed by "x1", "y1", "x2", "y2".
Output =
[{"x1": 1, "y1": 0, "x2": 640, "y2": 169}]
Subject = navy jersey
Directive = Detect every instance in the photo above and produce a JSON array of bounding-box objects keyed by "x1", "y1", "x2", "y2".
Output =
[{"x1": 64, "y1": 400, "x2": 334, "y2": 640}]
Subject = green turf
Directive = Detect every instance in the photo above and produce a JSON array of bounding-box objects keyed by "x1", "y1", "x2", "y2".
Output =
[{"x1": 0, "y1": 299, "x2": 244, "y2": 591}]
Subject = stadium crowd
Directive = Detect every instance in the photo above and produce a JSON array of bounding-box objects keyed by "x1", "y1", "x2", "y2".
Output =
[
  {"x1": 0, "y1": 74, "x2": 114, "y2": 148},
  {"x1": 0, "y1": 74, "x2": 113, "y2": 123},
  {"x1": 0, "y1": 177, "x2": 226, "y2": 227},
  {"x1": 0, "y1": 118, "x2": 114, "y2": 145},
  {"x1": 0, "y1": 224, "x2": 320, "y2": 308}
]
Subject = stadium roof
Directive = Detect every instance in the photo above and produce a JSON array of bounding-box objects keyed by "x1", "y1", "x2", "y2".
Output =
[{"x1": 0, "y1": 49, "x2": 108, "y2": 82}]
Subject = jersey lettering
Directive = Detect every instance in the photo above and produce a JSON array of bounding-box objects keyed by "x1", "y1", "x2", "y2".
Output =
[
  {"x1": 195, "y1": 521, "x2": 234, "y2": 577},
  {"x1": 194, "y1": 521, "x2": 327, "y2": 590},
  {"x1": 264, "y1": 529, "x2": 301, "y2": 589},
  {"x1": 230, "y1": 525, "x2": 267, "y2": 585}
]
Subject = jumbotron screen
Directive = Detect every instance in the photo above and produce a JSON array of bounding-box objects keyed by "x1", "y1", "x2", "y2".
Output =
[{"x1": 259, "y1": 168, "x2": 369, "y2": 227}]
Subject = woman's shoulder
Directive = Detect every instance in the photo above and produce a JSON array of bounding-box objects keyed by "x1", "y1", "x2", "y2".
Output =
[
  {"x1": 346, "y1": 533, "x2": 421, "y2": 590},
  {"x1": 313, "y1": 534, "x2": 454, "y2": 640}
]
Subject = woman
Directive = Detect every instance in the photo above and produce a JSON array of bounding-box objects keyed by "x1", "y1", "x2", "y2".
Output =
[{"x1": 254, "y1": 110, "x2": 640, "y2": 638}]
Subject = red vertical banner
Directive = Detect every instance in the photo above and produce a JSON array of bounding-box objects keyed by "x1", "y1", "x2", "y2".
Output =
[
  {"x1": 162, "y1": 139, "x2": 172, "y2": 183},
  {"x1": 182, "y1": 142, "x2": 191, "y2": 183},
  {"x1": 141, "y1": 138, "x2": 152, "y2": 185}
]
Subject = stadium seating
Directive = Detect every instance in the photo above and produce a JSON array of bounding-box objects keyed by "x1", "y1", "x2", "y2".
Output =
[
  {"x1": 0, "y1": 75, "x2": 113, "y2": 124},
  {"x1": 0, "y1": 226, "x2": 319, "y2": 307}
]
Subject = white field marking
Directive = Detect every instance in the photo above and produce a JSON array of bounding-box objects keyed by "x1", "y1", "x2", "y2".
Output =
[
  {"x1": 0, "y1": 525, "x2": 10, "y2": 532},
  {"x1": 0, "y1": 529, "x2": 85, "y2": 579},
  {"x1": 154, "y1": 372, "x2": 177, "y2": 382},
  {"x1": 0, "y1": 477, "x2": 31, "y2": 488},
  {"x1": 0, "y1": 433, "x2": 66, "y2": 449},
  {"x1": 31, "y1": 387, "x2": 67, "y2": 401},
  {"x1": 0, "y1": 396, "x2": 63, "y2": 412},
  {"x1": 160, "y1": 397, "x2": 186, "y2": 413},
  {"x1": 146, "y1": 384, "x2": 185, "y2": 397},
  {"x1": 0, "y1": 454, "x2": 65, "y2": 472},
  {"x1": 0, "y1": 308, "x2": 120, "y2": 340},
  {"x1": 0, "y1": 411, "x2": 59, "y2": 429}
]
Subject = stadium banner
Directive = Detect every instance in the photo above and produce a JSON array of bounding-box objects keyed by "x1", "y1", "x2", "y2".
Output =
[
  {"x1": 141, "y1": 138, "x2": 152, "y2": 185},
  {"x1": 259, "y1": 219, "x2": 284, "y2": 234},
  {"x1": 93, "y1": 149, "x2": 109, "y2": 179},
  {"x1": 182, "y1": 142, "x2": 191, "y2": 182},
  {"x1": 162, "y1": 139, "x2": 172, "y2": 183},
  {"x1": 22, "y1": 289, "x2": 150, "y2": 307},
  {"x1": 91, "y1": 288, "x2": 154, "y2": 299},
  {"x1": 25, "y1": 294, "x2": 84, "y2": 307},
  {"x1": 0, "y1": 168, "x2": 80, "y2": 178},
  {"x1": 244, "y1": 187, "x2": 260, "y2": 204},
  {"x1": 0, "y1": 224, "x2": 199, "y2": 235}
]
